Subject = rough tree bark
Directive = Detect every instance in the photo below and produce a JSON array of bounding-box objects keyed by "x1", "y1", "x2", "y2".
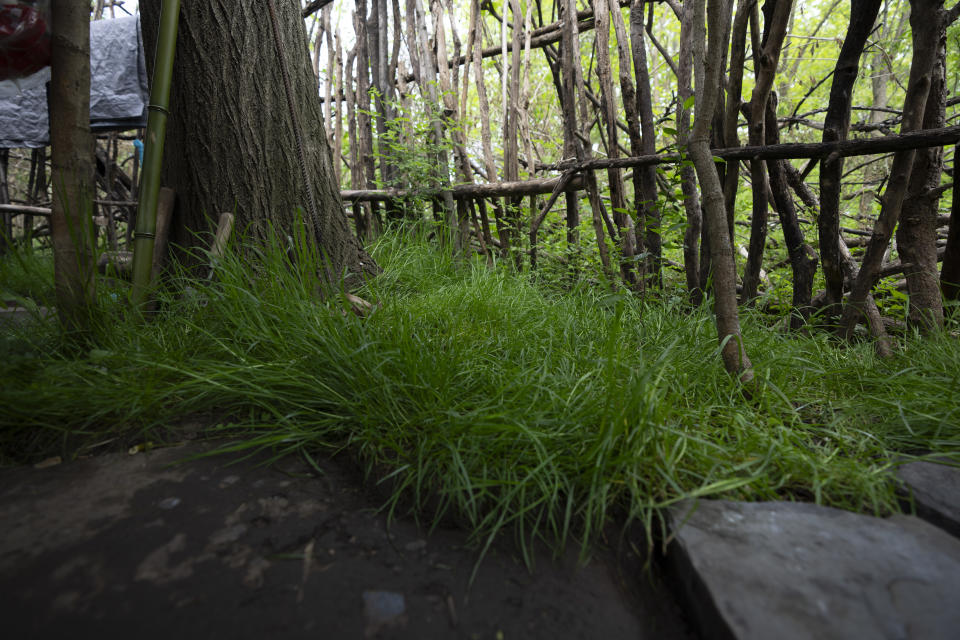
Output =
[
  {"x1": 562, "y1": 0, "x2": 615, "y2": 281},
  {"x1": 942, "y1": 152, "x2": 960, "y2": 302},
  {"x1": 720, "y1": 0, "x2": 752, "y2": 256},
  {"x1": 818, "y1": 0, "x2": 882, "y2": 323},
  {"x1": 676, "y1": 1, "x2": 704, "y2": 303},
  {"x1": 0, "y1": 150, "x2": 10, "y2": 255},
  {"x1": 593, "y1": 0, "x2": 635, "y2": 286},
  {"x1": 841, "y1": 0, "x2": 944, "y2": 337},
  {"x1": 632, "y1": 2, "x2": 660, "y2": 287},
  {"x1": 896, "y1": 31, "x2": 947, "y2": 331},
  {"x1": 689, "y1": 0, "x2": 753, "y2": 381},
  {"x1": 50, "y1": 0, "x2": 97, "y2": 330},
  {"x1": 140, "y1": 0, "x2": 376, "y2": 285},
  {"x1": 742, "y1": 0, "x2": 792, "y2": 303},
  {"x1": 763, "y1": 95, "x2": 818, "y2": 328}
]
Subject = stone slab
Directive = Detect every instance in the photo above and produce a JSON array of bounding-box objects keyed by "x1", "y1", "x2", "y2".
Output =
[
  {"x1": 667, "y1": 500, "x2": 960, "y2": 640},
  {"x1": 896, "y1": 460, "x2": 960, "y2": 539},
  {"x1": 0, "y1": 305, "x2": 52, "y2": 326}
]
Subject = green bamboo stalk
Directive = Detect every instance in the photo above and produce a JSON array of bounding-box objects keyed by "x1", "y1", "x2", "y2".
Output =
[{"x1": 131, "y1": 0, "x2": 181, "y2": 308}]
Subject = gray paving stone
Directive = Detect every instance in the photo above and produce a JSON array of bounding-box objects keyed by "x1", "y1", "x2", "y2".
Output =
[
  {"x1": 667, "y1": 500, "x2": 960, "y2": 640},
  {"x1": 896, "y1": 460, "x2": 960, "y2": 539},
  {"x1": 0, "y1": 304, "x2": 52, "y2": 326}
]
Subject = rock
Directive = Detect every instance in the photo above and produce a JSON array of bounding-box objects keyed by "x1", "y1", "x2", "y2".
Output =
[
  {"x1": 404, "y1": 539, "x2": 427, "y2": 552},
  {"x1": 0, "y1": 305, "x2": 52, "y2": 326},
  {"x1": 896, "y1": 460, "x2": 960, "y2": 539},
  {"x1": 363, "y1": 590, "x2": 407, "y2": 637},
  {"x1": 667, "y1": 500, "x2": 960, "y2": 640}
]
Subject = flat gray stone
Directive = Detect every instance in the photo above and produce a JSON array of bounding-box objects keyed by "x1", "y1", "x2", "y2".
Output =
[
  {"x1": 896, "y1": 460, "x2": 960, "y2": 539},
  {"x1": 0, "y1": 305, "x2": 52, "y2": 326},
  {"x1": 667, "y1": 500, "x2": 960, "y2": 640}
]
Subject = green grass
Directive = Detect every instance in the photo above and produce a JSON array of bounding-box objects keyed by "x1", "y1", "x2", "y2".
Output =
[{"x1": 1, "y1": 229, "x2": 958, "y2": 558}]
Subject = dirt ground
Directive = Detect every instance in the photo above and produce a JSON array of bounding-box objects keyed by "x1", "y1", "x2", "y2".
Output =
[{"x1": 0, "y1": 441, "x2": 694, "y2": 639}]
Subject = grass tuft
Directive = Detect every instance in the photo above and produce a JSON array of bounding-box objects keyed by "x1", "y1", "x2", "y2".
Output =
[{"x1": 1, "y1": 229, "x2": 958, "y2": 557}]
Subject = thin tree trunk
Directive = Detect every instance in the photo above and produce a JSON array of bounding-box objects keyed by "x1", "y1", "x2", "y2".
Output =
[
  {"x1": 473, "y1": 6, "x2": 508, "y2": 256},
  {"x1": 519, "y1": 0, "x2": 537, "y2": 176},
  {"x1": 688, "y1": 0, "x2": 753, "y2": 381},
  {"x1": 412, "y1": 0, "x2": 456, "y2": 236},
  {"x1": 594, "y1": 0, "x2": 634, "y2": 285},
  {"x1": 0, "y1": 149, "x2": 10, "y2": 255},
  {"x1": 742, "y1": 0, "x2": 792, "y2": 303},
  {"x1": 721, "y1": 0, "x2": 752, "y2": 253},
  {"x1": 838, "y1": 237, "x2": 892, "y2": 357},
  {"x1": 503, "y1": 0, "x2": 524, "y2": 265},
  {"x1": 354, "y1": 8, "x2": 377, "y2": 239},
  {"x1": 629, "y1": 0, "x2": 660, "y2": 288},
  {"x1": 356, "y1": 0, "x2": 377, "y2": 200},
  {"x1": 50, "y1": 0, "x2": 97, "y2": 331},
  {"x1": 942, "y1": 151, "x2": 960, "y2": 302},
  {"x1": 434, "y1": 0, "x2": 476, "y2": 251},
  {"x1": 610, "y1": 0, "x2": 646, "y2": 289},
  {"x1": 764, "y1": 95, "x2": 818, "y2": 328},
  {"x1": 320, "y1": 6, "x2": 332, "y2": 138},
  {"x1": 676, "y1": 1, "x2": 703, "y2": 303},
  {"x1": 565, "y1": 0, "x2": 615, "y2": 280},
  {"x1": 818, "y1": 0, "x2": 882, "y2": 323},
  {"x1": 554, "y1": 1, "x2": 582, "y2": 271},
  {"x1": 896, "y1": 34, "x2": 946, "y2": 331},
  {"x1": 857, "y1": 1, "x2": 901, "y2": 220},
  {"x1": 333, "y1": 34, "x2": 344, "y2": 185},
  {"x1": 841, "y1": 0, "x2": 944, "y2": 337}
]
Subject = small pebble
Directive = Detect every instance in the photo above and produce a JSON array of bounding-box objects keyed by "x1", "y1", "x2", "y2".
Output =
[
  {"x1": 158, "y1": 497, "x2": 181, "y2": 510},
  {"x1": 404, "y1": 539, "x2": 427, "y2": 552}
]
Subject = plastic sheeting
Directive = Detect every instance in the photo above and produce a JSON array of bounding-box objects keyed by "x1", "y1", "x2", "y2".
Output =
[{"x1": 0, "y1": 14, "x2": 148, "y2": 149}]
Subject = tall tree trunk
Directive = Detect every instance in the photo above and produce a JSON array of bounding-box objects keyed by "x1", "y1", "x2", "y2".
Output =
[
  {"x1": 720, "y1": 0, "x2": 752, "y2": 256},
  {"x1": 942, "y1": 152, "x2": 960, "y2": 302},
  {"x1": 412, "y1": 0, "x2": 456, "y2": 239},
  {"x1": 857, "y1": 0, "x2": 901, "y2": 221},
  {"x1": 565, "y1": 0, "x2": 615, "y2": 281},
  {"x1": 555, "y1": 1, "x2": 582, "y2": 271},
  {"x1": 841, "y1": 0, "x2": 944, "y2": 336},
  {"x1": 50, "y1": 0, "x2": 97, "y2": 331},
  {"x1": 0, "y1": 149, "x2": 10, "y2": 256},
  {"x1": 742, "y1": 0, "x2": 792, "y2": 303},
  {"x1": 629, "y1": 1, "x2": 660, "y2": 288},
  {"x1": 689, "y1": 0, "x2": 753, "y2": 381},
  {"x1": 818, "y1": 0, "x2": 882, "y2": 324},
  {"x1": 897, "y1": 35, "x2": 946, "y2": 332},
  {"x1": 433, "y1": 0, "x2": 475, "y2": 251},
  {"x1": 593, "y1": 0, "x2": 635, "y2": 285},
  {"x1": 356, "y1": 0, "x2": 380, "y2": 238},
  {"x1": 140, "y1": 0, "x2": 376, "y2": 285},
  {"x1": 763, "y1": 95, "x2": 818, "y2": 328},
  {"x1": 332, "y1": 34, "x2": 345, "y2": 185},
  {"x1": 503, "y1": 0, "x2": 524, "y2": 265},
  {"x1": 473, "y1": 5, "x2": 509, "y2": 257},
  {"x1": 676, "y1": 1, "x2": 704, "y2": 303}
]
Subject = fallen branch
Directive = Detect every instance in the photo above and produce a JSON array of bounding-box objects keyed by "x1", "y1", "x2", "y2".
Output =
[
  {"x1": 342, "y1": 175, "x2": 585, "y2": 202},
  {"x1": 0, "y1": 203, "x2": 52, "y2": 217},
  {"x1": 537, "y1": 125, "x2": 960, "y2": 171}
]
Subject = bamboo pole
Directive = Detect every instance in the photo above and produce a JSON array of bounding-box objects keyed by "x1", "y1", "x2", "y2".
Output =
[{"x1": 131, "y1": 0, "x2": 181, "y2": 308}]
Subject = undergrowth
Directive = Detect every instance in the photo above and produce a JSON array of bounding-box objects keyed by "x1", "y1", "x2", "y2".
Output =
[{"x1": 1, "y1": 229, "x2": 958, "y2": 559}]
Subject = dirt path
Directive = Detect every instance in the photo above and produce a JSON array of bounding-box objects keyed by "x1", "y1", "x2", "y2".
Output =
[{"x1": 0, "y1": 442, "x2": 692, "y2": 639}]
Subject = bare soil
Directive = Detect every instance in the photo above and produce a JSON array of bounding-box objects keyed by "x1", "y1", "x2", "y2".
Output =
[{"x1": 0, "y1": 441, "x2": 693, "y2": 639}]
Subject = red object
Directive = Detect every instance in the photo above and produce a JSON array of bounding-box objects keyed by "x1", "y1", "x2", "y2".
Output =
[{"x1": 0, "y1": 2, "x2": 52, "y2": 81}]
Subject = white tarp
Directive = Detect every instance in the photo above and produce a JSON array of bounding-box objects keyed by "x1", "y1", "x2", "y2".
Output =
[{"x1": 0, "y1": 15, "x2": 148, "y2": 148}]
